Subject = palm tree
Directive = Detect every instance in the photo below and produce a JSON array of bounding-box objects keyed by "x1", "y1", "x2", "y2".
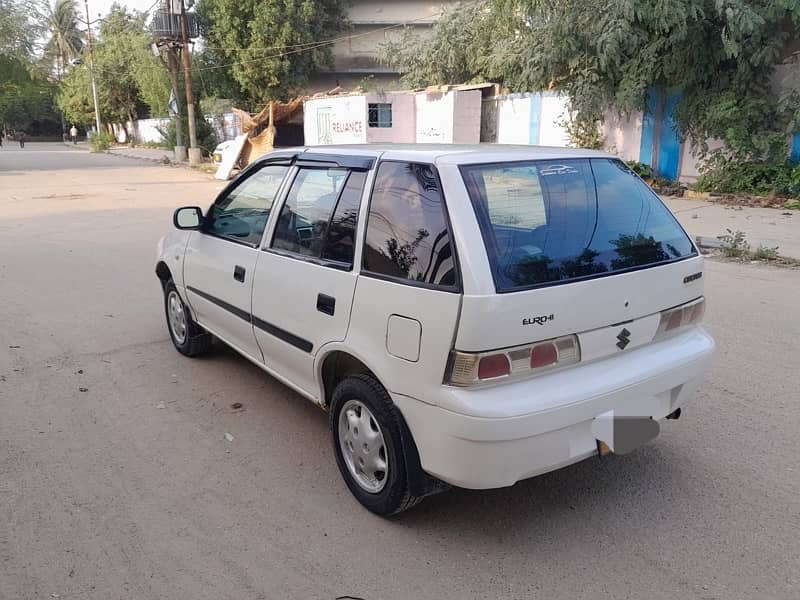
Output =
[{"x1": 39, "y1": 0, "x2": 84, "y2": 81}]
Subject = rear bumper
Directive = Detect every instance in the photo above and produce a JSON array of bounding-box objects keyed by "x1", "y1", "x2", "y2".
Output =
[{"x1": 393, "y1": 327, "x2": 715, "y2": 489}]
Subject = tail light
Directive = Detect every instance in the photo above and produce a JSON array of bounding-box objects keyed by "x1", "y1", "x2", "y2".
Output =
[
  {"x1": 653, "y1": 297, "x2": 705, "y2": 341},
  {"x1": 445, "y1": 334, "x2": 580, "y2": 387}
]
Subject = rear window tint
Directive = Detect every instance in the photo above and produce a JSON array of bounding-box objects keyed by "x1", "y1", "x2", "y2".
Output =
[{"x1": 460, "y1": 159, "x2": 695, "y2": 291}]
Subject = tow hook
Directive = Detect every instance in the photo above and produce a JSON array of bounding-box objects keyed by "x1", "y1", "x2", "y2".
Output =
[{"x1": 666, "y1": 408, "x2": 682, "y2": 420}]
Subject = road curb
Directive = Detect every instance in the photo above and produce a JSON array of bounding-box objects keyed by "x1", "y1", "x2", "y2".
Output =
[
  {"x1": 63, "y1": 141, "x2": 206, "y2": 168},
  {"x1": 109, "y1": 149, "x2": 172, "y2": 164}
]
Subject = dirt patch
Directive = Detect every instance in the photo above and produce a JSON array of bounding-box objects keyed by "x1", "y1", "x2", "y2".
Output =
[{"x1": 707, "y1": 194, "x2": 798, "y2": 210}]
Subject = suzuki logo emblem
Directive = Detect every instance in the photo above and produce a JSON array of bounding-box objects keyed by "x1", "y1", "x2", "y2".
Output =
[{"x1": 616, "y1": 328, "x2": 631, "y2": 350}]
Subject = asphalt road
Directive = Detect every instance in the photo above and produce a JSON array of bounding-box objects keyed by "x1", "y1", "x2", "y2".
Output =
[{"x1": 1, "y1": 143, "x2": 799, "y2": 600}]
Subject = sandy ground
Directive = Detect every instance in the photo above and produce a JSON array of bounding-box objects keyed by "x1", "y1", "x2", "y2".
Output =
[
  {"x1": 1, "y1": 144, "x2": 799, "y2": 599},
  {"x1": 663, "y1": 196, "x2": 799, "y2": 258}
]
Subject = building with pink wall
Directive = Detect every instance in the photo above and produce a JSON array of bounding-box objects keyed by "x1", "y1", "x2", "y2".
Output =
[
  {"x1": 304, "y1": 92, "x2": 416, "y2": 145},
  {"x1": 304, "y1": 88, "x2": 484, "y2": 146}
]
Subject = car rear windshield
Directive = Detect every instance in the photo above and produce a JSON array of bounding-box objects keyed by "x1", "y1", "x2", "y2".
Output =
[{"x1": 460, "y1": 158, "x2": 696, "y2": 291}]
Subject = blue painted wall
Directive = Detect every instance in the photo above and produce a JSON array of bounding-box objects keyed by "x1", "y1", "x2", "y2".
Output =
[
  {"x1": 529, "y1": 94, "x2": 541, "y2": 144},
  {"x1": 790, "y1": 133, "x2": 800, "y2": 164},
  {"x1": 657, "y1": 90, "x2": 682, "y2": 180},
  {"x1": 639, "y1": 89, "x2": 658, "y2": 166}
]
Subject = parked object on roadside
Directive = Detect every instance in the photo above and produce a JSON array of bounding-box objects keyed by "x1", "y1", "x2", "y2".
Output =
[
  {"x1": 212, "y1": 140, "x2": 234, "y2": 165},
  {"x1": 155, "y1": 144, "x2": 715, "y2": 516},
  {"x1": 213, "y1": 134, "x2": 248, "y2": 181}
]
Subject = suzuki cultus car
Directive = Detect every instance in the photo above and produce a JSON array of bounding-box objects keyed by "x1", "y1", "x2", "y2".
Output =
[{"x1": 156, "y1": 145, "x2": 715, "y2": 515}]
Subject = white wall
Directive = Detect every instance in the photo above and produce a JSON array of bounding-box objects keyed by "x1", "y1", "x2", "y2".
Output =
[
  {"x1": 415, "y1": 92, "x2": 455, "y2": 143},
  {"x1": 496, "y1": 96, "x2": 533, "y2": 144},
  {"x1": 304, "y1": 96, "x2": 368, "y2": 145},
  {"x1": 538, "y1": 94, "x2": 570, "y2": 147}
]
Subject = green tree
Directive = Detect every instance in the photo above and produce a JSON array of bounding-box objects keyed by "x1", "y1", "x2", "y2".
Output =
[
  {"x1": 383, "y1": 0, "x2": 800, "y2": 162},
  {"x1": 56, "y1": 63, "x2": 96, "y2": 125},
  {"x1": 0, "y1": 0, "x2": 42, "y2": 58},
  {"x1": 195, "y1": 0, "x2": 350, "y2": 102},
  {"x1": 0, "y1": 54, "x2": 59, "y2": 133},
  {"x1": 380, "y1": 3, "x2": 499, "y2": 89},
  {"x1": 57, "y1": 4, "x2": 169, "y2": 130},
  {"x1": 38, "y1": 0, "x2": 83, "y2": 80},
  {"x1": 194, "y1": 47, "x2": 247, "y2": 109}
]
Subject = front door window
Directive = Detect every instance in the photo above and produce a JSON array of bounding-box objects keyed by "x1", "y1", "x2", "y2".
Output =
[{"x1": 207, "y1": 164, "x2": 289, "y2": 246}]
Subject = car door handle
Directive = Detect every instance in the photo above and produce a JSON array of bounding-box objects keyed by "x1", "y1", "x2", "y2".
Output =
[
  {"x1": 316, "y1": 293, "x2": 335, "y2": 316},
  {"x1": 233, "y1": 265, "x2": 246, "y2": 283}
]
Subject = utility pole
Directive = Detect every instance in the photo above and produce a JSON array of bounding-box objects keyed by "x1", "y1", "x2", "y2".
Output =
[
  {"x1": 165, "y1": 46, "x2": 185, "y2": 161},
  {"x1": 83, "y1": 0, "x2": 102, "y2": 135},
  {"x1": 179, "y1": 0, "x2": 200, "y2": 164}
]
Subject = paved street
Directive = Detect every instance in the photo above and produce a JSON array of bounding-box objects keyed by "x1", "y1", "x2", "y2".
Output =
[{"x1": 1, "y1": 143, "x2": 799, "y2": 600}]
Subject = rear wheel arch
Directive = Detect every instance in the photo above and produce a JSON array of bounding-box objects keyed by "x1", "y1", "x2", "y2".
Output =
[{"x1": 320, "y1": 350, "x2": 377, "y2": 409}]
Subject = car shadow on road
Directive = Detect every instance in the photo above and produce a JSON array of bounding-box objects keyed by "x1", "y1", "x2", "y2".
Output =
[{"x1": 202, "y1": 340, "x2": 692, "y2": 532}]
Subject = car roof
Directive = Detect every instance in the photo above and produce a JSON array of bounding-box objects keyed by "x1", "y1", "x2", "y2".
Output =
[{"x1": 275, "y1": 144, "x2": 616, "y2": 166}]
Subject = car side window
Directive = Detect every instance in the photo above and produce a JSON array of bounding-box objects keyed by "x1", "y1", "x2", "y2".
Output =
[
  {"x1": 207, "y1": 164, "x2": 289, "y2": 246},
  {"x1": 271, "y1": 168, "x2": 365, "y2": 267},
  {"x1": 363, "y1": 161, "x2": 457, "y2": 288},
  {"x1": 321, "y1": 171, "x2": 366, "y2": 264}
]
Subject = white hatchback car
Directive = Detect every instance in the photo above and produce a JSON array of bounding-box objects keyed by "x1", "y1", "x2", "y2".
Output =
[{"x1": 156, "y1": 145, "x2": 715, "y2": 515}]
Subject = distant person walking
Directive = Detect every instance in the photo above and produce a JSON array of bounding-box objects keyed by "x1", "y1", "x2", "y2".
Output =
[
  {"x1": 70, "y1": 125, "x2": 78, "y2": 144},
  {"x1": 17, "y1": 131, "x2": 25, "y2": 148}
]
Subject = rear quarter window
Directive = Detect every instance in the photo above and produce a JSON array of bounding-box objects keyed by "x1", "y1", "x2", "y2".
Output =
[
  {"x1": 460, "y1": 158, "x2": 695, "y2": 291},
  {"x1": 363, "y1": 161, "x2": 457, "y2": 289}
]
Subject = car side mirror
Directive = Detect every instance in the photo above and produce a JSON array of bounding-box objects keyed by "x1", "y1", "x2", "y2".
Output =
[{"x1": 173, "y1": 206, "x2": 204, "y2": 230}]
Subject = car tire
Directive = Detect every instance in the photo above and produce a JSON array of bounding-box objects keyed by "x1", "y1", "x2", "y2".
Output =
[
  {"x1": 164, "y1": 280, "x2": 212, "y2": 357},
  {"x1": 330, "y1": 374, "x2": 424, "y2": 516}
]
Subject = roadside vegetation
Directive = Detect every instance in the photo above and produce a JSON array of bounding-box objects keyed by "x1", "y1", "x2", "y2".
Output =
[
  {"x1": 695, "y1": 159, "x2": 800, "y2": 198},
  {"x1": 88, "y1": 130, "x2": 115, "y2": 152},
  {"x1": 713, "y1": 229, "x2": 798, "y2": 266},
  {"x1": 382, "y1": 0, "x2": 800, "y2": 200}
]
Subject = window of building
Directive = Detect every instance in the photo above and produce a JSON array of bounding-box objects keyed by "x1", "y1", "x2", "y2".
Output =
[
  {"x1": 368, "y1": 103, "x2": 392, "y2": 128},
  {"x1": 363, "y1": 161, "x2": 457, "y2": 288}
]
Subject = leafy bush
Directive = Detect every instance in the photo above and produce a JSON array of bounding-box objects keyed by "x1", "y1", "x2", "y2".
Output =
[
  {"x1": 752, "y1": 245, "x2": 779, "y2": 260},
  {"x1": 559, "y1": 112, "x2": 604, "y2": 150},
  {"x1": 784, "y1": 199, "x2": 800, "y2": 210},
  {"x1": 696, "y1": 156, "x2": 800, "y2": 198},
  {"x1": 159, "y1": 116, "x2": 217, "y2": 157},
  {"x1": 717, "y1": 229, "x2": 750, "y2": 258},
  {"x1": 89, "y1": 131, "x2": 116, "y2": 152},
  {"x1": 626, "y1": 161, "x2": 653, "y2": 179},
  {"x1": 650, "y1": 176, "x2": 675, "y2": 188}
]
